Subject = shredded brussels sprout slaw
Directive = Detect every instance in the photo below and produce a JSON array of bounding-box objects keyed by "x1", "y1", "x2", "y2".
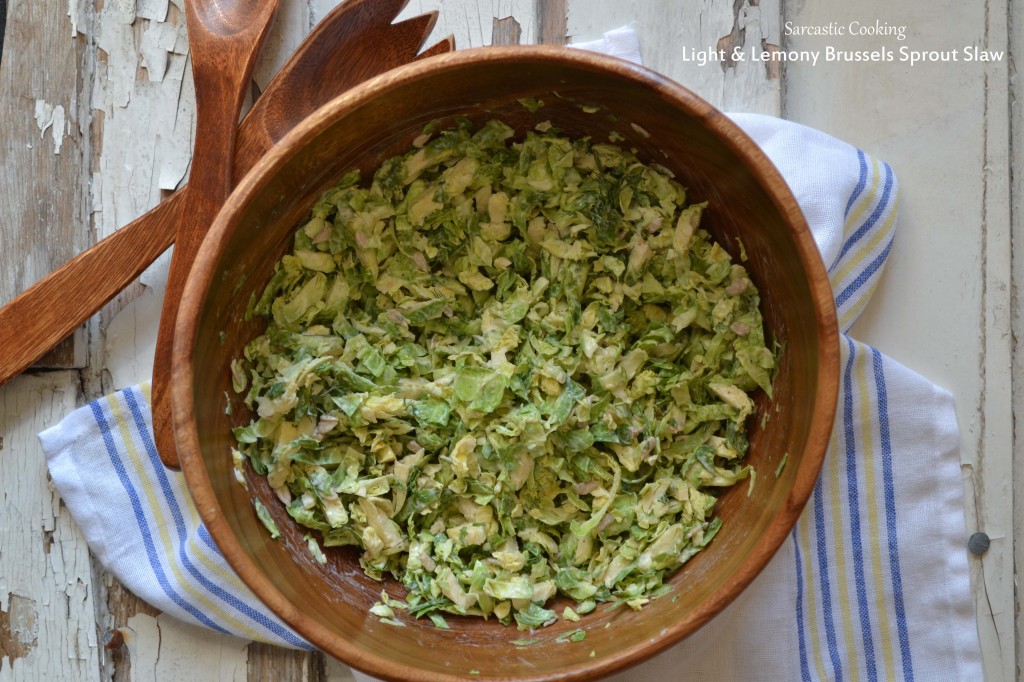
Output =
[{"x1": 231, "y1": 116, "x2": 775, "y2": 629}]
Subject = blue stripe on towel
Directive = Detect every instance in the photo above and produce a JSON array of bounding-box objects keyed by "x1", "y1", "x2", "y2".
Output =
[
  {"x1": 813, "y1": 475, "x2": 844, "y2": 681},
  {"x1": 872, "y1": 349, "x2": 915, "y2": 680},
  {"x1": 793, "y1": 531, "x2": 813, "y2": 682},
  {"x1": 834, "y1": 162, "x2": 894, "y2": 268},
  {"x1": 89, "y1": 400, "x2": 231, "y2": 635},
  {"x1": 835, "y1": 235, "x2": 896, "y2": 308},
  {"x1": 121, "y1": 388, "x2": 309, "y2": 648},
  {"x1": 844, "y1": 150, "x2": 869, "y2": 218}
]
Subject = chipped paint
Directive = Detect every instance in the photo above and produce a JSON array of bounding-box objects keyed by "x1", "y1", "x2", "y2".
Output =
[
  {"x1": 67, "y1": 0, "x2": 82, "y2": 37},
  {"x1": 492, "y1": 16, "x2": 523, "y2": 45},
  {"x1": 567, "y1": 0, "x2": 781, "y2": 114},
  {"x1": 716, "y1": 0, "x2": 747, "y2": 71},
  {"x1": 0, "y1": 594, "x2": 39, "y2": 667},
  {"x1": 0, "y1": 373, "x2": 98, "y2": 677},
  {"x1": 87, "y1": 0, "x2": 193, "y2": 233},
  {"x1": 33, "y1": 100, "x2": 67, "y2": 154},
  {"x1": 397, "y1": 0, "x2": 540, "y2": 49},
  {"x1": 140, "y1": 20, "x2": 182, "y2": 81},
  {"x1": 137, "y1": 0, "x2": 171, "y2": 22},
  {"x1": 126, "y1": 614, "x2": 249, "y2": 681}
]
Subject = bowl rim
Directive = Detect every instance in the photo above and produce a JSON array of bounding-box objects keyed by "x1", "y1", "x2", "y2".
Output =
[{"x1": 172, "y1": 44, "x2": 840, "y2": 682}]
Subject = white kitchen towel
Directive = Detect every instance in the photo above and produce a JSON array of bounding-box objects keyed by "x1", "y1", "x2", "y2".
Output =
[
  {"x1": 569, "y1": 24, "x2": 642, "y2": 64},
  {"x1": 37, "y1": 38, "x2": 982, "y2": 682}
]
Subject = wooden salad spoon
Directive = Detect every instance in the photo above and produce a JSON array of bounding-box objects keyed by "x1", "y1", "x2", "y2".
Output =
[
  {"x1": 149, "y1": 0, "x2": 283, "y2": 466},
  {"x1": 0, "y1": 0, "x2": 451, "y2": 460}
]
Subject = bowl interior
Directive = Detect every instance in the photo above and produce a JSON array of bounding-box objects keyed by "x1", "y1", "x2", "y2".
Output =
[{"x1": 176, "y1": 48, "x2": 838, "y2": 682}]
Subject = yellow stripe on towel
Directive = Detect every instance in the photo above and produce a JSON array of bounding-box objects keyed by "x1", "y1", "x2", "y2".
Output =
[{"x1": 107, "y1": 393, "x2": 265, "y2": 642}]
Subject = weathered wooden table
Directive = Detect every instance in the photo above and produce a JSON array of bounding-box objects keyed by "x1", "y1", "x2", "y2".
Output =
[{"x1": 0, "y1": 1, "x2": 1014, "y2": 679}]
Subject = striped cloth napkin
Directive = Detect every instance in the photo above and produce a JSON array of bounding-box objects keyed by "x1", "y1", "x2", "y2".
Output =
[{"x1": 38, "y1": 113, "x2": 982, "y2": 681}]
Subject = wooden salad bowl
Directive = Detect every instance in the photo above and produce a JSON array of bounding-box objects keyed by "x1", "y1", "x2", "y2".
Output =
[{"x1": 171, "y1": 47, "x2": 840, "y2": 681}]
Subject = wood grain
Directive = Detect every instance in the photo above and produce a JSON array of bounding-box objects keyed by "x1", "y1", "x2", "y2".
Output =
[
  {"x1": 535, "y1": 0, "x2": 567, "y2": 45},
  {"x1": 124, "y1": 613, "x2": 249, "y2": 680},
  {"x1": 150, "y1": 0, "x2": 281, "y2": 468},
  {"x1": 0, "y1": 0, "x2": 89, "y2": 368},
  {"x1": 1012, "y1": 2, "x2": 1024, "y2": 678},
  {"x1": 491, "y1": 15, "x2": 522, "y2": 45},
  {"x1": 247, "y1": 642, "x2": 322, "y2": 682}
]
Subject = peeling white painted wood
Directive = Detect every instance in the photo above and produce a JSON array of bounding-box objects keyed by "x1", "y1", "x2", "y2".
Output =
[
  {"x1": 566, "y1": 0, "x2": 781, "y2": 115},
  {"x1": 0, "y1": 0, "x2": 90, "y2": 368},
  {"x1": 397, "y1": 0, "x2": 538, "y2": 49},
  {"x1": 784, "y1": 2, "x2": 1012, "y2": 680},
  {"x1": 32, "y1": 100, "x2": 68, "y2": 154},
  {"x1": 90, "y1": 1, "x2": 193, "y2": 214},
  {"x1": 124, "y1": 613, "x2": 249, "y2": 681},
  {"x1": 85, "y1": 0, "x2": 192, "y2": 391},
  {"x1": 84, "y1": 0, "x2": 193, "y2": 399},
  {"x1": 1010, "y1": 1, "x2": 1024, "y2": 677},
  {"x1": 0, "y1": 373, "x2": 100, "y2": 680}
]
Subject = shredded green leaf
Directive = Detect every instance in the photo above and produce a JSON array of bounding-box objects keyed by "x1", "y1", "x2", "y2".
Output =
[
  {"x1": 518, "y1": 98, "x2": 545, "y2": 113},
  {"x1": 304, "y1": 533, "x2": 327, "y2": 564},
  {"x1": 556, "y1": 628, "x2": 587, "y2": 643},
  {"x1": 775, "y1": 452, "x2": 789, "y2": 477},
  {"x1": 232, "y1": 117, "x2": 774, "y2": 627},
  {"x1": 512, "y1": 638, "x2": 541, "y2": 647},
  {"x1": 253, "y1": 499, "x2": 280, "y2": 539}
]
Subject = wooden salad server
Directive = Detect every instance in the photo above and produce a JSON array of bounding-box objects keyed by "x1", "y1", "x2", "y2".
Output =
[{"x1": 148, "y1": 0, "x2": 282, "y2": 466}]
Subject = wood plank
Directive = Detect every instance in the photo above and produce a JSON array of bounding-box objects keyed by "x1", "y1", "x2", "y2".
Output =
[
  {"x1": 783, "y1": 2, "x2": 1012, "y2": 680},
  {"x1": 247, "y1": 642, "x2": 327, "y2": 682},
  {"x1": 397, "y1": 0, "x2": 539, "y2": 48},
  {"x1": 0, "y1": 372, "x2": 100, "y2": 679},
  {"x1": 1010, "y1": 0, "x2": 1024, "y2": 678},
  {"x1": 491, "y1": 16, "x2": 523, "y2": 45},
  {"x1": 566, "y1": 0, "x2": 782, "y2": 115},
  {"x1": 124, "y1": 614, "x2": 249, "y2": 681},
  {"x1": 0, "y1": 0, "x2": 90, "y2": 368},
  {"x1": 535, "y1": 0, "x2": 567, "y2": 45},
  {"x1": 87, "y1": 0, "x2": 193, "y2": 390}
]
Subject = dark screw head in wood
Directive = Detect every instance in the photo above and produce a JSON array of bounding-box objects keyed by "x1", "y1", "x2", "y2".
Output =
[{"x1": 967, "y1": 532, "x2": 990, "y2": 555}]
